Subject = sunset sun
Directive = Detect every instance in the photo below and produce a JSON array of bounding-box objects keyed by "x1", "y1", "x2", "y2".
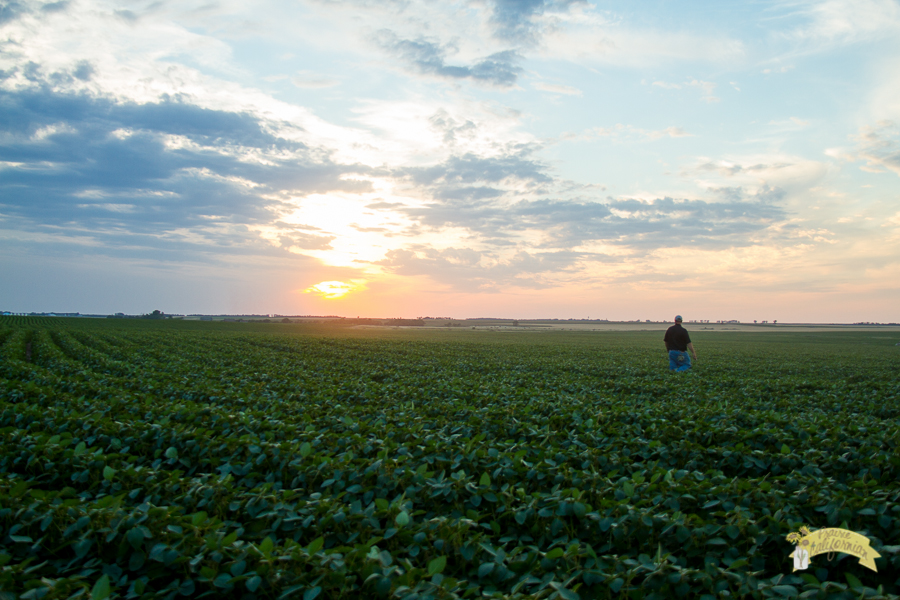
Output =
[{"x1": 305, "y1": 281, "x2": 356, "y2": 299}]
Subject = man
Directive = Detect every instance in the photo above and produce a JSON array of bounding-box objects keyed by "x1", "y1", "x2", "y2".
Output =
[{"x1": 663, "y1": 315, "x2": 697, "y2": 372}]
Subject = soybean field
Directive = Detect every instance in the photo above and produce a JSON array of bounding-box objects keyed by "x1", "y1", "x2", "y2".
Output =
[{"x1": 1, "y1": 317, "x2": 899, "y2": 600}]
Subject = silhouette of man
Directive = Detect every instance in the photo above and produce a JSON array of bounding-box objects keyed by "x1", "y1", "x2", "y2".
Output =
[{"x1": 663, "y1": 315, "x2": 697, "y2": 372}]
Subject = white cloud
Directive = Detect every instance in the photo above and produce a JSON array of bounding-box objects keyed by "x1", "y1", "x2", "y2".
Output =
[
  {"x1": 651, "y1": 126, "x2": 692, "y2": 139},
  {"x1": 541, "y1": 18, "x2": 745, "y2": 68},
  {"x1": 687, "y1": 153, "x2": 831, "y2": 209},
  {"x1": 794, "y1": 0, "x2": 900, "y2": 43},
  {"x1": 651, "y1": 78, "x2": 719, "y2": 102},
  {"x1": 349, "y1": 98, "x2": 533, "y2": 165},
  {"x1": 292, "y1": 72, "x2": 340, "y2": 89},
  {"x1": 685, "y1": 78, "x2": 718, "y2": 103},
  {"x1": 867, "y1": 55, "x2": 900, "y2": 122},
  {"x1": 576, "y1": 124, "x2": 693, "y2": 142},
  {"x1": 533, "y1": 82, "x2": 582, "y2": 95},
  {"x1": 766, "y1": 117, "x2": 811, "y2": 130}
]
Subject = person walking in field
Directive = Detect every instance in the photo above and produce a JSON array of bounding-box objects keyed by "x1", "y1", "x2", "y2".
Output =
[{"x1": 664, "y1": 315, "x2": 697, "y2": 372}]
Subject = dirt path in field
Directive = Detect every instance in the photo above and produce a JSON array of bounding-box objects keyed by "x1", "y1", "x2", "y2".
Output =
[{"x1": 25, "y1": 340, "x2": 32, "y2": 362}]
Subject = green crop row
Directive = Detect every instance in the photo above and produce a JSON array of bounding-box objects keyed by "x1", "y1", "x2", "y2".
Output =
[{"x1": 1, "y1": 319, "x2": 899, "y2": 599}]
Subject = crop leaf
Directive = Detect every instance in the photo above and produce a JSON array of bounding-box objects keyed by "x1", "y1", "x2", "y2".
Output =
[
  {"x1": 91, "y1": 575, "x2": 110, "y2": 600},
  {"x1": 428, "y1": 556, "x2": 447, "y2": 575},
  {"x1": 304, "y1": 587, "x2": 322, "y2": 600},
  {"x1": 307, "y1": 536, "x2": 324, "y2": 554},
  {"x1": 546, "y1": 548, "x2": 565, "y2": 560},
  {"x1": 845, "y1": 573, "x2": 863, "y2": 590},
  {"x1": 246, "y1": 576, "x2": 262, "y2": 592},
  {"x1": 771, "y1": 584, "x2": 798, "y2": 597},
  {"x1": 260, "y1": 537, "x2": 274, "y2": 555},
  {"x1": 127, "y1": 527, "x2": 144, "y2": 550}
]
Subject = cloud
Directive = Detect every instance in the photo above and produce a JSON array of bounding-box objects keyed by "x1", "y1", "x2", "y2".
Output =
[
  {"x1": 854, "y1": 120, "x2": 900, "y2": 175},
  {"x1": 651, "y1": 126, "x2": 691, "y2": 139},
  {"x1": 695, "y1": 160, "x2": 791, "y2": 178},
  {"x1": 685, "y1": 78, "x2": 715, "y2": 94},
  {"x1": 685, "y1": 78, "x2": 718, "y2": 102},
  {"x1": 0, "y1": 1, "x2": 25, "y2": 24},
  {"x1": 373, "y1": 187, "x2": 788, "y2": 290},
  {"x1": 71, "y1": 60, "x2": 94, "y2": 81},
  {"x1": 533, "y1": 81, "x2": 582, "y2": 95},
  {"x1": 543, "y1": 194, "x2": 785, "y2": 249},
  {"x1": 41, "y1": 1, "x2": 69, "y2": 14},
  {"x1": 0, "y1": 87, "x2": 372, "y2": 260},
  {"x1": 488, "y1": 0, "x2": 584, "y2": 45},
  {"x1": 377, "y1": 246, "x2": 588, "y2": 290},
  {"x1": 365, "y1": 200, "x2": 406, "y2": 210},
  {"x1": 289, "y1": 235, "x2": 336, "y2": 251},
  {"x1": 689, "y1": 155, "x2": 828, "y2": 195},
  {"x1": 381, "y1": 147, "x2": 789, "y2": 290},
  {"x1": 372, "y1": 30, "x2": 522, "y2": 86},
  {"x1": 113, "y1": 9, "x2": 139, "y2": 23},
  {"x1": 398, "y1": 151, "x2": 553, "y2": 211},
  {"x1": 302, "y1": 0, "x2": 588, "y2": 59},
  {"x1": 651, "y1": 77, "x2": 725, "y2": 100},
  {"x1": 541, "y1": 18, "x2": 745, "y2": 68},
  {"x1": 577, "y1": 124, "x2": 694, "y2": 142},
  {"x1": 400, "y1": 187, "x2": 784, "y2": 251},
  {"x1": 428, "y1": 109, "x2": 478, "y2": 145},
  {"x1": 292, "y1": 71, "x2": 340, "y2": 89},
  {"x1": 792, "y1": 0, "x2": 900, "y2": 43},
  {"x1": 407, "y1": 151, "x2": 552, "y2": 187}
]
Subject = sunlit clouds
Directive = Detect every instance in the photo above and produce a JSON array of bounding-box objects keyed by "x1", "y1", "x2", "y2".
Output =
[{"x1": 1, "y1": 0, "x2": 899, "y2": 321}]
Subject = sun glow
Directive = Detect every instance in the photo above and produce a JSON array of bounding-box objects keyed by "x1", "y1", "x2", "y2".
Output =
[{"x1": 305, "y1": 280, "x2": 357, "y2": 299}]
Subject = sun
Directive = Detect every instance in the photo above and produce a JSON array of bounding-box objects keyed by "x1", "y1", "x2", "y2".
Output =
[{"x1": 304, "y1": 280, "x2": 356, "y2": 299}]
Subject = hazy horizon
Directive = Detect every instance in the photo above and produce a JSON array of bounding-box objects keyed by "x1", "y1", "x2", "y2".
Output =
[
  {"x1": 5, "y1": 312, "x2": 898, "y2": 327},
  {"x1": 2, "y1": 0, "x2": 899, "y2": 322}
]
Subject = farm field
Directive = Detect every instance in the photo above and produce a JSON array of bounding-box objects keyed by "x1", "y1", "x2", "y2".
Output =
[{"x1": 1, "y1": 317, "x2": 899, "y2": 599}]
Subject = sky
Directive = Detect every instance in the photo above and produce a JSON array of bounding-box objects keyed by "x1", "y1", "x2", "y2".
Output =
[{"x1": 1, "y1": 0, "x2": 899, "y2": 322}]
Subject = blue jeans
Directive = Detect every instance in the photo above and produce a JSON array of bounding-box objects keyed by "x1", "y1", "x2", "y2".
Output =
[{"x1": 668, "y1": 350, "x2": 691, "y2": 372}]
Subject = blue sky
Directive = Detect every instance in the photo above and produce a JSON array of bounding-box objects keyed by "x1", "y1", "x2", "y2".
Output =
[{"x1": 2, "y1": 0, "x2": 899, "y2": 321}]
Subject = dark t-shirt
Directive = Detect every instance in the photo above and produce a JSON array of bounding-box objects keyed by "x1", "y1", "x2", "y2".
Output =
[{"x1": 664, "y1": 324, "x2": 691, "y2": 352}]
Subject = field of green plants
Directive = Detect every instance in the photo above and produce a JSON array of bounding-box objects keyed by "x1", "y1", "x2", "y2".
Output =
[{"x1": 1, "y1": 317, "x2": 899, "y2": 600}]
